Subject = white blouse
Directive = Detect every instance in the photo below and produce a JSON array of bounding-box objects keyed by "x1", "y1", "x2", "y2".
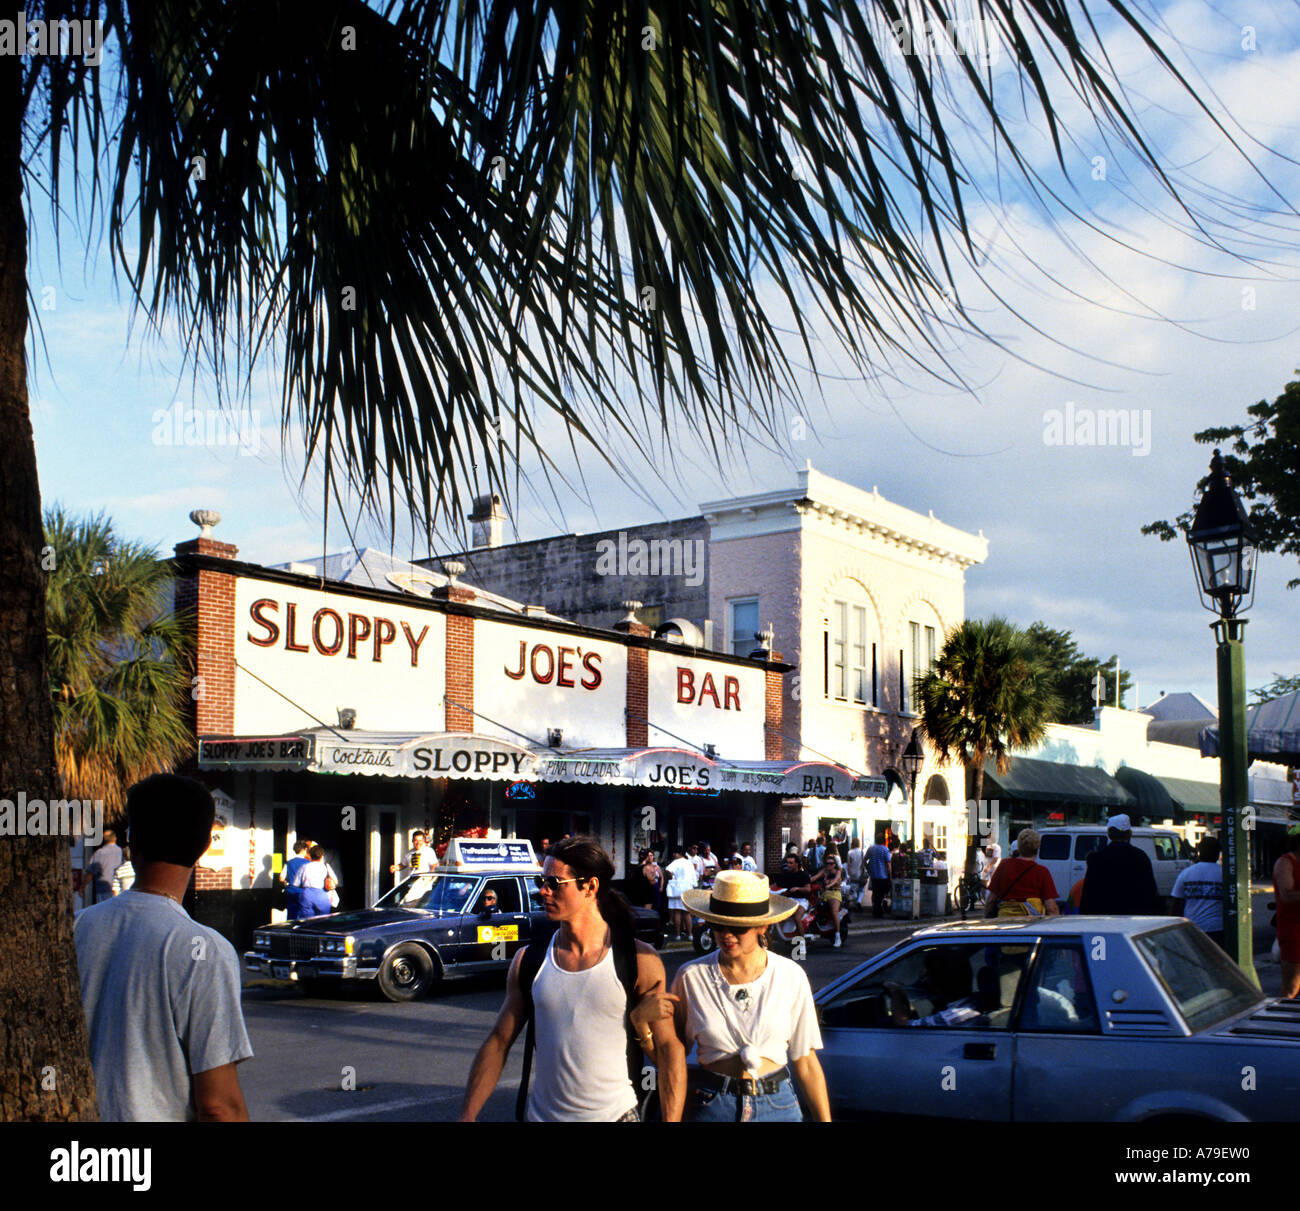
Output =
[{"x1": 673, "y1": 951, "x2": 822, "y2": 1071}]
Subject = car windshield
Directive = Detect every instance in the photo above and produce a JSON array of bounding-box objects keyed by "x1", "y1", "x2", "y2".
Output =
[
  {"x1": 373, "y1": 874, "x2": 478, "y2": 914},
  {"x1": 1134, "y1": 923, "x2": 1263, "y2": 1032}
]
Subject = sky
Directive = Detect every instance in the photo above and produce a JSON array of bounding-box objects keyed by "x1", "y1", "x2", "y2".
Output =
[{"x1": 27, "y1": 0, "x2": 1300, "y2": 714}]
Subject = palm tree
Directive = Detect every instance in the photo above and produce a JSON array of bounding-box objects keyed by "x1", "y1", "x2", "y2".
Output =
[
  {"x1": 914, "y1": 618, "x2": 1060, "y2": 881},
  {"x1": 45, "y1": 508, "x2": 192, "y2": 819},
  {"x1": 0, "y1": 1, "x2": 1282, "y2": 1121}
]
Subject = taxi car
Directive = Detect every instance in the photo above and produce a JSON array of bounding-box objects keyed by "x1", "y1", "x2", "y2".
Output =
[
  {"x1": 813, "y1": 916, "x2": 1300, "y2": 1122},
  {"x1": 245, "y1": 839, "x2": 664, "y2": 1001}
]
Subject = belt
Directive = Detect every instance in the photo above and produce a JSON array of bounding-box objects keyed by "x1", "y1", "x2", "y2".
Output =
[{"x1": 693, "y1": 1067, "x2": 790, "y2": 1096}]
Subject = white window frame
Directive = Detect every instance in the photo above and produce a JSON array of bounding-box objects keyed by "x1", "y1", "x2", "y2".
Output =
[{"x1": 728, "y1": 597, "x2": 760, "y2": 658}]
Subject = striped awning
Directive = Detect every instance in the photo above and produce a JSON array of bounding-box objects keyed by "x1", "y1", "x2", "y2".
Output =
[{"x1": 198, "y1": 730, "x2": 878, "y2": 796}]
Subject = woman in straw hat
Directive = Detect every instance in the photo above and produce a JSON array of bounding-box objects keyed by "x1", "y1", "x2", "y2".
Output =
[{"x1": 633, "y1": 868, "x2": 831, "y2": 1121}]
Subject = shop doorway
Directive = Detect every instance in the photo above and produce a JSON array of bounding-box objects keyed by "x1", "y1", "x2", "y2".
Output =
[{"x1": 295, "y1": 804, "x2": 367, "y2": 911}]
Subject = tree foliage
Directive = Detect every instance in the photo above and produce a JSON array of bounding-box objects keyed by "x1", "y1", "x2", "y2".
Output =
[
  {"x1": 1250, "y1": 673, "x2": 1300, "y2": 707},
  {"x1": 1022, "y1": 622, "x2": 1133, "y2": 723},
  {"x1": 914, "y1": 618, "x2": 1060, "y2": 850},
  {"x1": 44, "y1": 508, "x2": 192, "y2": 817},
  {"x1": 1142, "y1": 378, "x2": 1300, "y2": 588}
]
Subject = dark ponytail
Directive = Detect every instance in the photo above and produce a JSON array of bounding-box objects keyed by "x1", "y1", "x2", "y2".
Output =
[{"x1": 548, "y1": 835, "x2": 637, "y2": 935}]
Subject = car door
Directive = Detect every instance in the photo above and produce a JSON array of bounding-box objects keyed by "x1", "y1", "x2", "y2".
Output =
[
  {"x1": 456, "y1": 876, "x2": 530, "y2": 970},
  {"x1": 1010, "y1": 937, "x2": 1121, "y2": 1120},
  {"x1": 817, "y1": 940, "x2": 1028, "y2": 1121}
]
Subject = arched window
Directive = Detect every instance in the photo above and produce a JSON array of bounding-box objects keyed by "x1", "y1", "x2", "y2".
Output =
[
  {"x1": 923, "y1": 775, "x2": 950, "y2": 806},
  {"x1": 825, "y1": 595, "x2": 880, "y2": 706}
]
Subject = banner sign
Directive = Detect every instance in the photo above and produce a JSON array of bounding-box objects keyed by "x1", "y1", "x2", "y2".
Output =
[{"x1": 199, "y1": 731, "x2": 885, "y2": 797}]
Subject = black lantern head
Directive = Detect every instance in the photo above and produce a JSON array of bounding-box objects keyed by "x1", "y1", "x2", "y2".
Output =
[
  {"x1": 1187, "y1": 450, "x2": 1258, "y2": 618},
  {"x1": 901, "y1": 728, "x2": 923, "y2": 782}
]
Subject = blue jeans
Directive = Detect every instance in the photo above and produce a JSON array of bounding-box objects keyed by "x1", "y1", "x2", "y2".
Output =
[{"x1": 686, "y1": 1078, "x2": 803, "y2": 1122}]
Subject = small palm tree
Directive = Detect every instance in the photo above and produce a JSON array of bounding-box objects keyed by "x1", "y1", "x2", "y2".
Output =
[
  {"x1": 45, "y1": 508, "x2": 192, "y2": 819},
  {"x1": 914, "y1": 617, "x2": 1060, "y2": 879}
]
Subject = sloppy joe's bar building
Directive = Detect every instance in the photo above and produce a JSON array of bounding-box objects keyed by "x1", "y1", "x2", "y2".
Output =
[{"x1": 175, "y1": 526, "x2": 884, "y2": 947}]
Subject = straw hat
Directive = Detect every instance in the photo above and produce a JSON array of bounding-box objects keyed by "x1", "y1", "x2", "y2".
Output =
[{"x1": 682, "y1": 869, "x2": 798, "y2": 928}]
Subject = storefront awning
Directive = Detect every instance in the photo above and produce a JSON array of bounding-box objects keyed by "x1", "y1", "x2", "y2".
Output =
[
  {"x1": 197, "y1": 731, "x2": 881, "y2": 796},
  {"x1": 982, "y1": 756, "x2": 1135, "y2": 809},
  {"x1": 1114, "y1": 766, "x2": 1176, "y2": 816},
  {"x1": 1154, "y1": 774, "x2": 1221, "y2": 815}
]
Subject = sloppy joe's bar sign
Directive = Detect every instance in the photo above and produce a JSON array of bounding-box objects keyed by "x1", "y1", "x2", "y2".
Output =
[
  {"x1": 474, "y1": 619, "x2": 627, "y2": 750},
  {"x1": 199, "y1": 735, "x2": 313, "y2": 768},
  {"x1": 233, "y1": 578, "x2": 447, "y2": 735}
]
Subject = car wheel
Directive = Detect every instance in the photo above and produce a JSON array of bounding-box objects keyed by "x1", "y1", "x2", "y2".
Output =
[
  {"x1": 377, "y1": 944, "x2": 438, "y2": 1002},
  {"x1": 692, "y1": 924, "x2": 717, "y2": 955}
]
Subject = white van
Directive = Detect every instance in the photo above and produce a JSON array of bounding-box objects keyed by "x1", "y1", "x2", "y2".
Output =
[{"x1": 1035, "y1": 827, "x2": 1193, "y2": 902}]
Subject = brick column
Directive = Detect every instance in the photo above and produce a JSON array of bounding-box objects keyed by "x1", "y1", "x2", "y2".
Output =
[
  {"x1": 435, "y1": 584, "x2": 476, "y2": 732},
  {"x1": 614, "y1": 614, "x2": 651, "y2": 748},
  {"x1": 764, "y1": 650, "x2": 785, "y2": 761},
  {"x1": 173, "y1": 536, "x2": 239, "y2": 736}
]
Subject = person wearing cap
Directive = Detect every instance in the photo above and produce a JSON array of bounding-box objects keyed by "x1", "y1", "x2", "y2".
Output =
[
  {"x1": 1272, "y1": 825, "x2": 1300, "y2": 998},
  {"x1": 1079, "y1": 814, "x2": 1161, "y2": 916},
  {"x1": 632, "y1": 869, "x2": 831, "y2": 1122}
]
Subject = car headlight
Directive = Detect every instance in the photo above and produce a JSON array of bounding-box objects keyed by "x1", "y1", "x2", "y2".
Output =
[
  {"x1": 254, "y1": 933, "x2": 270, "y2": 950},
  {"x1": 321, "y1": 938, "x2": 340, "y2": 954}
]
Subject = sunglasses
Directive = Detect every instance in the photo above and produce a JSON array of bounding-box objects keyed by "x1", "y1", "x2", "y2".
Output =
[
  {"x1": 712, "y1": 923, "x2": 758, "y2": 935},
  {"x1": 535, "y1": 875, "x2": 588, "y2": 891}
]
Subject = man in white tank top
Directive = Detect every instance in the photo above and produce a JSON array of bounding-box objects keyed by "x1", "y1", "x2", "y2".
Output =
[{"x1": 459, "y1": 838, "x2": 686, "y2": 1121}]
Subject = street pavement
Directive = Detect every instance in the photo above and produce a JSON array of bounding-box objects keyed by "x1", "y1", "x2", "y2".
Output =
[
  {"x1": 238, "y1": 915, "x2": 919, "y2": 1122},
  {"x1": 237, "y1": 896, "x2": 1284, "y2": 1122}
]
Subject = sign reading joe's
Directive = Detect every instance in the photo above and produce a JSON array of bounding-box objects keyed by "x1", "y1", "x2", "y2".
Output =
[{"x1": 474, "y1": 618, "x2": 627, "y2": 750}]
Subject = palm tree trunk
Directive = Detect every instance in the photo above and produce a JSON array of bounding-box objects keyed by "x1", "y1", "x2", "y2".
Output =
[
  {"x1": 966, "y1": 760, "x2": 985, "y2": 882},
  {"x1": 0, "y1": 49, "x2": 97, "y2": 1121}
]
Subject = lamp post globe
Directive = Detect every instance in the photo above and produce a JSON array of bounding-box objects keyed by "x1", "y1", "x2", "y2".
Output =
[
  {"x1": 901, "y1": 729, "x2": 923, "y2": 876},
  {"x1": 1187, "y1": 449, "x2": 1259, "y2": 980}
]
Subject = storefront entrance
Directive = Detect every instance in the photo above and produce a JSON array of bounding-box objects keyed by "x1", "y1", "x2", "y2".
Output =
[{"x1": 295, "y1": 803, "x2": 368, "y2": 911}]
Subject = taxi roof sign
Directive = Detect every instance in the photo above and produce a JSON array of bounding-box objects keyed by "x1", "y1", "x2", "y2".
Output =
[{"x1": 437, "y1": 837, "x2": 542, "y2": 873}]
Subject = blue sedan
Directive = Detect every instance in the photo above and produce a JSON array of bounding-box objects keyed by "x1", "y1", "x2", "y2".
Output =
[{"x1": 813, "y1": 916, "x2": 1300, "y2": 1122}]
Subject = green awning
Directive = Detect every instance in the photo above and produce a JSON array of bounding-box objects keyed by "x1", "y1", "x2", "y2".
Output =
[
  {"x1": 1155, "y1": 775, "x2": 1221, "y2": 814},
  {"x1": 981, "y1": 757, "x2": 1135, "y2": 809},
  {"x1": 1115, "y1": 765, "x2": 1221, "y2": 815},
  {"x1": 1114, "y1": 766, "x2": 1176, "y2": 816}
]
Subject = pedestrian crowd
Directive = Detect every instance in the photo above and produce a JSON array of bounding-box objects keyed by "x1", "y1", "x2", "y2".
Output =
[{"x1": 69, "y1": 773, "x2": 1296, "y2": 1125}]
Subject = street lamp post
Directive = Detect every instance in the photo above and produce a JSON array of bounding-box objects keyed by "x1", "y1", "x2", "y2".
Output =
[
  {"x1": 901, "y1": 729, "x2": 923, "y2": 878},
  {"x1": 1187, "y1": 450, "x2": 1259, "y2": 980}
]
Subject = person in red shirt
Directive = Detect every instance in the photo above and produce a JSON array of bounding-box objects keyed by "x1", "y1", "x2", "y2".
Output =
[
  {"x1": 984, "y1": 828, "x2": 1059, "y2": 917},
  {"x1": 1272, "y1": 826, "x2": 1300, "y2": 999}
]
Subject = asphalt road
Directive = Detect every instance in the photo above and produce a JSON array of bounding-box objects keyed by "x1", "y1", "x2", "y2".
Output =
[
  {"x1": 238, "y1": 919, "x2": 918, "y2": 1122},
  {"x1": 237, "y1": 898, "x2": 1284, "y2": 1123}
]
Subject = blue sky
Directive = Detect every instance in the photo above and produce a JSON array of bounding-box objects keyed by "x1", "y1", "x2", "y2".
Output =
[{"x1": 28, "y1": 3, "x2": 1300, "y2": 713}]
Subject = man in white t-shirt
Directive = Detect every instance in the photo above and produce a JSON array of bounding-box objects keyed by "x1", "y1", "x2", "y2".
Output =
[
  {"x1": 735, "y1": 843, "x2": 758, "y2": 872},
  {"x1": 700, "y1": 843, "x2": 720, "y2": 878},
  {"x1": 688, "y1": 843, "x2": 705, "y2": 885},
  {"x1": 390, "y1": 829, "x2": 436, "y2": 876},
  {"x1": 665, "y1": 846, "x2": 698, "y2": 939},
  {"x1": 75, "y1": 774, "x2": 252, "y2": 1121},
  {"x1": 1171, "y1": 835, "x2": 1225, "y2": 947}
]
